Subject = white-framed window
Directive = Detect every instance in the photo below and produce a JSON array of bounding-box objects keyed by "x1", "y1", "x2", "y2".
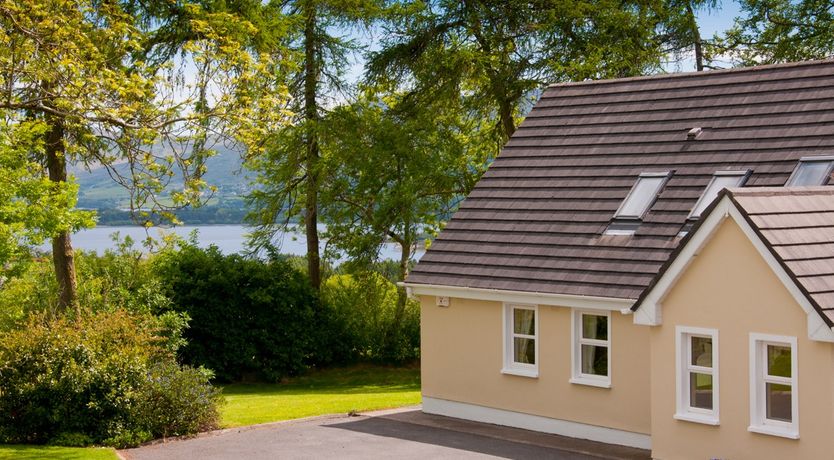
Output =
[
  {"x1": 570, "y1": 309, "x2": 611, "y2": 388},
  {"x1": 749, "y1": 333, "x2": 799, "y2": 439},
  {"x1": 688, "y1": 171, "x2": 749, "y2": 218},
  {"x1": 674, "y1": 326, "x2": 719, "y2": 425},
  {"x1": 786, "y1": 156, "x2": 834, "y2": 186},
  {"x1": 502, "y1": 304, "x2": 538, "y2": 378}
]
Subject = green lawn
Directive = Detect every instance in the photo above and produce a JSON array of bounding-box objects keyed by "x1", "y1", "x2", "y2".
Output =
[
  {"x1": 0, "y1": 445, "x2": 117, "y2": 459},
  {"x1": 221, "y1": 365, "x2": 421, "y2": 427}
]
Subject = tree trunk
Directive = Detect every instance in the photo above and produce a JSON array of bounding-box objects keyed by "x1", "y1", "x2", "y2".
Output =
[
  {"x1": 685, "y1": 2, "x2": 704, "y2": 72},
  {"x1": 384, "y1": 236, "x2": 412, "y2": 359},
  {"x1": 303, "y1": 0, "x2": 321, "y2": 290},
  {"x1": 45, "y1": 116, "x2": 79, "y2": 314},
  {"x1": 499, "y1": 99, "x2": 516, "y2": 139}
]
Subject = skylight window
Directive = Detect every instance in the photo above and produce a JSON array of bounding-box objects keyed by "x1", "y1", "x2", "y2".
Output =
[
  {"x1": 689, "y1": 171, "x2": 749, "y2": 219},
  {"x1": 614, "y1": 172, "x2": 670, "y2": 220},
  {"x1": 786, "y1": 156, "x2": 834, "y2": 186}
]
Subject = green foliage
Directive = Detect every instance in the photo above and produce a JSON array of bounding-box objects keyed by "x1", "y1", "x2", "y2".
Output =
[
  {"x1": 0, "y1": 310, "x2": 221, "y2": 448},
  {"x1": 135, "y1": 362, "x2": 222, "y2": 439},
  {"x1": 0, "y1": 121, "x2": 94, "y2": 276},
  {"x1": 154, "y1": 244, "x2": 321, "y2": 381},
  {"x1": 0, "y1": 237, "x2": 178, "y2": 330},
  {"x1": 321, "y1": 273, "x2": 419, "y2": 363},
  {"x1": 368, "y1": 0, "x2": 671, "y2": 143},
  {"x1": 722, "y1": 0, "x2": 834, "y2": 65}
]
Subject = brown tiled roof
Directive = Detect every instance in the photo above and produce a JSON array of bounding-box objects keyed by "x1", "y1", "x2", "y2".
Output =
[
  {"x1": 407, "y1": 59, "x2": 834, "y2": 301},
  {"x1": 729, "y1": 187, "x2": 834, "y2": 325}
]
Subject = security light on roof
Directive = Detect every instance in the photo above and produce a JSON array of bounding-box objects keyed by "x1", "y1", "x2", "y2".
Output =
[{"x1": 687, "y1": 127, "x2": 702, "y2": 140}]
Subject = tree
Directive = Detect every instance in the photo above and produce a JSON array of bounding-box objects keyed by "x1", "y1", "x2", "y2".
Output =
[
  {"x1": 0, "y1": 0, "x2": 287, "y2": 311},
  {"x1": 318, "y1": 89, "x2": 492, "y2": 355},
  {"x1": 367, "y1": 0, "x2": 671, "y2": 145},
  {"x1": 661, "y1": 0, "x2": 719, "y2": 71},
  {"x1": 721, "y1": 0, "x2": 834, "y2": 65},
  {"x1": 246, "y1": 0, "x2": 381, "y2": 290}
]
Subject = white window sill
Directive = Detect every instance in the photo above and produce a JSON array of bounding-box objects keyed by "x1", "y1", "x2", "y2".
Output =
[
  {"x1": 748, "y1": 424, "x2": 799, "y2": 439},
  {"x1": 501, "y1": 367, "x2": 538, "y2": 378},
  {"x1": 674, "y1": 412, "x2": 719, "y2": 426},
  {"x1": 569, "y1": 377, "x2": 611, "y2": 388}
]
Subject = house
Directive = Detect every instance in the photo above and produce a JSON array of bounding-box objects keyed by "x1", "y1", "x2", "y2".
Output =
[{"x1": 403, "y1": 59, "x2": 834, "y2": 458}]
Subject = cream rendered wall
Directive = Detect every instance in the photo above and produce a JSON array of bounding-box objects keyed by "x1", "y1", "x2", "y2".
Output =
[
  {"x1": 649, "y1": 219, "x2": 834, "y2": 459},
  {"x1": 420, "y1": 296, "x2": 651, "y2": 435}
]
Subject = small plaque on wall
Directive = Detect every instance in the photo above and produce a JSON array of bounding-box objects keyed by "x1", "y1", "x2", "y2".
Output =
[{"x1": 436, "y1": 296, "x2": 450, "y2": 307}]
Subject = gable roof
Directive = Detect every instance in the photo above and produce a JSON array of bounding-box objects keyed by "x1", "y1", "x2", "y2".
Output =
[
  {"x1": 630, "y1": 187, "x2": 834, "y2": 341},
  {"x1": 730, "y1": 188, "x2": 834, "y2": 323},
  {"x1": 406, "y1": 59, "x2": 834, "y2": 302}
]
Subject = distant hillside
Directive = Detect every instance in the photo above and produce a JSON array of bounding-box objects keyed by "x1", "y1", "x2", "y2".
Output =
[{"x1": 72, "y1": 145, "x2": 254, "y2": 225}]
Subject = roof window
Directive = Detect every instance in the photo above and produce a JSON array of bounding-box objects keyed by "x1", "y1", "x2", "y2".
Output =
[
  {"x1": 613, "y1": 172, "x2": 670, "y2": 220},
  {"x1": 606, "y1": 172, "x2": 671, "y2": 235},
  {"x1": 786, "y1": 156, "x2": 834, "y2": 186},
  {"x1": 689, "y1": 171, "x2": 750, "y2": 219}
]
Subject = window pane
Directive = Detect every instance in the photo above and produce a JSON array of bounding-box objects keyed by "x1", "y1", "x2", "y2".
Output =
[
  {"x1": 691, "y1": 174, "x2": 745, "y2": 217},
  {"x1": 689, "y1": 372, "x2": 713, "y2": 410},
  {"x1": 617, "y1": 176, "x2": 665, "y2": 218},
  {"x1": 582, "y1": 314, "x2": 608, "y2": 341},
  {"x1": 581, "y1": 344, "x2": 608, "y2": 376},
  {"x1": 788, "y1": 160, "x2": 832, "y2": 186},
  {"x1": 767, "y1": 345, "x2": 791, "y2": 378},
  {"x1": 690, "y1": 336, "x2": 712, "y2": 368},
  {"x1": 514, "y1": 338, "x2": 535, "y2": 364},
  {"x1": 513, "y1": 309, "x2": 535, "y2": 335},
  {"x1": 766, "y1": 383, "x2": 792, "y2": 422}
]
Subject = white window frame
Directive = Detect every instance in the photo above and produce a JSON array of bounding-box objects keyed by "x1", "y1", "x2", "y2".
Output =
[
  {"x1": 674, "y1": 326, "x2": 719, "y2": 425},
  {"x1": 748, "y1": 333, "x2": 799, "y2": 439},
  {"x1": 688, "y1": 171, "x2": 749, "y2": 219},
  {"x1": 502, "y1": 303, "x2": 539, "y2": 378},
  {"x1": 613, "y1": 172, "x2": 671, "y2": 220},
  {"x1": 570, "y1": 309, "x2": 611, "y2": 388},
  {"x1": 786, "y1": 155, "x2": 834, "y2": 186}
]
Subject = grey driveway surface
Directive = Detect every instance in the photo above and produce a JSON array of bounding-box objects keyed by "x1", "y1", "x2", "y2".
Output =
[{"x1": 120, "y1": 408, "x2": 650, "y2": 460}]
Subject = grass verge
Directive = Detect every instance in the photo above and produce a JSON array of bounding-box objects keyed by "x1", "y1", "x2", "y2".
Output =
[
  {"x1": 221, "y1": 364, "x2": 421, "y2": 427},
  {"x1": 0, "y1": 445, "x2": 118, "y2": 459}
]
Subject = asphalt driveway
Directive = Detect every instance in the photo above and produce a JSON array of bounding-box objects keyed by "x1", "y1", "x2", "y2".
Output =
[{"x1": 120, "y1": 407, "x2": 650, "y2": 460}]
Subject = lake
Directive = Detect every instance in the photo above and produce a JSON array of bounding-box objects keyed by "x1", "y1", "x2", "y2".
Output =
[{"x1": 54, "y1": 225, "x2": 425, "y2": 262}]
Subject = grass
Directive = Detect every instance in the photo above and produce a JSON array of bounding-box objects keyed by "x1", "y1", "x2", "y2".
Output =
[
  {"x1": 0, "y1": 445, "x2": 117, "y2": 460},
  {"x1": 220, "y1": 364, "x2": 421, "y2": 427}
]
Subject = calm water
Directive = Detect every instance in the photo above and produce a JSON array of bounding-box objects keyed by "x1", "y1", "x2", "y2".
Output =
[{"x1": 54, "y1": 225, "x2": 423, "y2": 262}]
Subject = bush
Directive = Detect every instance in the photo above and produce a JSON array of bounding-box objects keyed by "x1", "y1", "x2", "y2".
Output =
[
  {"x1": 154, "y1": 244, "x2": 321, "y2": 382},
  {"x1": 0, "y1": 310, "x2": 222, "y2": 447},
  {"x1": 0, "y1": 236, "x2": 172, "y2": 330},
  {"x1": 321, "y1": 272, "x2": 420, "y2": 363}
]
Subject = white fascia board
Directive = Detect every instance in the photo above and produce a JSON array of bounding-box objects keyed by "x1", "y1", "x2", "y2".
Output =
[
  {"x1": 401, "y1": 282, "x2": 634, "y2": 311},
  {"x1": 633, "y1": 196, "x2": 834, "y2": 343},
  {"x1": 634, "y1": 198, "x2": 733, "y2": 326}
]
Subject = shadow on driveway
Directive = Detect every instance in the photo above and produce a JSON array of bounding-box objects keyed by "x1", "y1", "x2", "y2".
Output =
[{"x1": 326, "y1": 410, "x2": 650, "y2": 460}]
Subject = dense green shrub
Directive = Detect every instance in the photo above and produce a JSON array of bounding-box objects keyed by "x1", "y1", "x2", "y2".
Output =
[
  {"x1": 321, "y1": 272, "x2": 420, "y2": 363},
  {"x1": 154, "y1": 244, "x2": 321, "y2": 381},
  {"x1": 0, "y1": 310, "x2": 222, "y2": 447},
  {"x1": 0, "y1": 236, "x2": 173, "y2": 330}
]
